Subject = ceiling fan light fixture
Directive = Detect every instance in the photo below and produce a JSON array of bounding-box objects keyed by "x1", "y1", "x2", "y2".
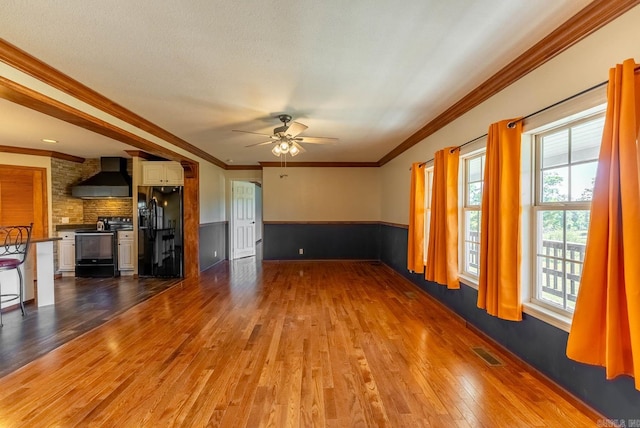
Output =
[{"x1": 237, "y1": 114, "x2": 337, "y2": 160}]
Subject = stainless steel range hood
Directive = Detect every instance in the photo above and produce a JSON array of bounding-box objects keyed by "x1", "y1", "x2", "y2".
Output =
[{"x1": 71, "y1": 157, "x2": 132, "y2": 199}]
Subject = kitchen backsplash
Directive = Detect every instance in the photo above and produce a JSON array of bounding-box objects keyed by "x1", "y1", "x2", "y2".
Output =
[{"x1": 83, "y1": 199, "x2": 133, "y2": 223}]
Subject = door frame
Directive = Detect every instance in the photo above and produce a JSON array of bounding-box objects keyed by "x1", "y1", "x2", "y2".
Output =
[{"x1": 229, "y1": 180, "x2": 262, "y2": 260}]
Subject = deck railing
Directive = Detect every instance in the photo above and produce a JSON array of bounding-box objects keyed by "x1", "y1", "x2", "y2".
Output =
[
  {"x1": 539, "y1": 239, "x2": 585, "y2": 303},
  {"x1": 466, "y1": 232, "x2": 585, "y2": 304}
]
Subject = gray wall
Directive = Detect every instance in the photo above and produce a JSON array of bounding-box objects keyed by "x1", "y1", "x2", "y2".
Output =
[{"x1": 199, "y1": 221, "x2": 227, "y2": 271}]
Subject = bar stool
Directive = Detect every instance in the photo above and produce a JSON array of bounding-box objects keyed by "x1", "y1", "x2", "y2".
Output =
[{"x1": 0, "y1": 224, "x2": 33, "y2": 327}]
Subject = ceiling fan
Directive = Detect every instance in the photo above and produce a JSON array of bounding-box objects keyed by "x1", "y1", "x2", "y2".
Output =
[{"x1": 233, "y1": 114, "x2": 338, "y2": 157}]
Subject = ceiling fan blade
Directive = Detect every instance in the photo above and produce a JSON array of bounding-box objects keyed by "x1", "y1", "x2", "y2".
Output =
[
  {"x1": 233, "y1": 130, "x2": 272, "y2": 137},
  {"x1": 285, "y1": 121, "x2": 308, "y2": 138},
  {"x1": 295, "y1": 136, "x2": 338, "y2": 144},
  {"x1": 293, "y1": 141, "x2": 306, "y2": 153},
  {"x1": 245, "y1": 140, "x2": 274, "y2": 148}
]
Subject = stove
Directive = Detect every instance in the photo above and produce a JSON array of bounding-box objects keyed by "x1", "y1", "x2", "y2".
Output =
[
  {"x1": 74, "y1": 217, "x2": 133, "y2": 277},
  {"x1": 98, "y1": 216, "x2": 133, "y2": 231}
]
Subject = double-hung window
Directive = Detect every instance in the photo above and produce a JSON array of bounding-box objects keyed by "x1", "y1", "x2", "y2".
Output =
[
  {"x1": 533, "y1": 113, "x2": 604, "y2": 315},
  {"x1": 462, "y1": 152, "x2": 485, "y2": 279}
]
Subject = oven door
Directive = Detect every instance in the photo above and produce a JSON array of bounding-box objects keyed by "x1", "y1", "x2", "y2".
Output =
[
  {"x1": 75, "y1": 232, "x2": 115, "y2": 265},
  {"x1": 75, "y1": 232, "x2": 118, "y2": 277}
]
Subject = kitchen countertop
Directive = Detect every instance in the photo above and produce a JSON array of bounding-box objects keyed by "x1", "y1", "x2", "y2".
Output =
[
  {"x1": 56, "y1": 223, "x2": 99, "y2": 231},
  {"x1": 32, "y1": 236, "x2": 63, "y2": 243},
  {"x1": 56, "y1": 224, "x2": 134, "y2": 232}
]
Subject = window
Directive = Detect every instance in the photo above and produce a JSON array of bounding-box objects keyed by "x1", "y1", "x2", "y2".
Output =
[
  {"x1": 533, "y1": 114, "x2": 604, "y2": 314},
  {"x1": 462, "y1": 153, "x2": 485, "y2": 279},
  {"x1": 424, "y1": 167, "x2": 433, "y2": 264}
]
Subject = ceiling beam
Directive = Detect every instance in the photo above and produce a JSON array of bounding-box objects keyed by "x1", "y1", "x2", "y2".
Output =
[
  {"x1": 0, "y1": 76, "x2": 191, "y2": 164},
  {"x1": 0, "y1": 38, "x2": 226, "y2": 169}
]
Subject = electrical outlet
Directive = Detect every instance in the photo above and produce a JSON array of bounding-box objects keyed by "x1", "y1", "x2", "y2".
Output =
[
  {"x1": 214, "y1": 250, "x2": 217, "y2": 257},
  {"x1": 61, "y1": 217, "x2": 69, "y2": 224},
  {"x1": 299, "y1": 248, "x2": 304, "y2": 255}
]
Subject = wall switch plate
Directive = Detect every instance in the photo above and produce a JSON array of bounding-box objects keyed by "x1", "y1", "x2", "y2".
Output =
[
  {"x1": 61, "y1": 217, "x2": 69, "y2": 224},
  {"x1": 299, "y1": 248, "x2": 304, "y2": 255},
  {"x1": 214, "y1": 250, "x2": 217, "y2": 257}
]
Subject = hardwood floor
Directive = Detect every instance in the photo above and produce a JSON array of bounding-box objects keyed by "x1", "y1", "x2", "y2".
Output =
[
  {"x1": 0, "y1": 260, "x2": 597, "y2": 427},
  {"x1": 0, "y1": 275, "x2": 179, "y2": 378}
]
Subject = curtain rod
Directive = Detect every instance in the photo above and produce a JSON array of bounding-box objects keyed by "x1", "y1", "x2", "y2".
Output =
[
  {"x1": 414, "y1": 78, "x2": 614, "y2": 170},
  {"x1": 415, "y1": 64, "x2": 640, "y2": 169}
]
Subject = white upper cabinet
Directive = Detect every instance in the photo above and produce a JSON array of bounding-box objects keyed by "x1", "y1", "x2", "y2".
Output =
[{"x1": 142, "y1": 162, "x2": 184, "y2": 186}]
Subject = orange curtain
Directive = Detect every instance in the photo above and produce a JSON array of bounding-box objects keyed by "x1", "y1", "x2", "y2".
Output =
[
  {"x1": 477, "y1": 119, "x2": 523, "y2": 321},
  {"x1": 425, "y1": 148, "x2": 459, "y2": 289},
  {"x1": 407, "y1": 163, "x2": 425, "y2": 273},
  {"x1": 566, "y1": 59, "x2": 640, "y2": 389}
]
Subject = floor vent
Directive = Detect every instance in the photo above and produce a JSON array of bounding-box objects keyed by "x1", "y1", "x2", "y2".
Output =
[
  {"x1": 404, "y1": 291, "x2": 417, "y2": 300},
  {"x1": 472, "y1": 347, "x2": 503, "y2": 366}
]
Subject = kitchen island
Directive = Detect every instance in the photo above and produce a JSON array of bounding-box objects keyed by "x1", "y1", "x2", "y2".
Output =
[{"x1": 0, "y1": 236, "x2": 61, "y2": 310}]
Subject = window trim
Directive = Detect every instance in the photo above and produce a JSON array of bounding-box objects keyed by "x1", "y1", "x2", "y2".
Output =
[
  {"x1": 459, "y1": 149, "x2": 485, "y2": 286},
  {"x1": 528, "y1": 110, "x2": 605, "y2": 320}
]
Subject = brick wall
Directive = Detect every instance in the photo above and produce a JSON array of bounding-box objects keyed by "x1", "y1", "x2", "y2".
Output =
[
  {"x1": 51, "y1": 157, "x2": 84, "y2": 225},
  {"x1": 83, "y1": 199, "x2": 133, "y2": 222}
]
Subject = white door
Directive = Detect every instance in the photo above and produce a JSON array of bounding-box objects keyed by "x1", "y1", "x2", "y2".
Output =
[{"x1": 232, "y1": 181, "x2": 256, "y2": 259}]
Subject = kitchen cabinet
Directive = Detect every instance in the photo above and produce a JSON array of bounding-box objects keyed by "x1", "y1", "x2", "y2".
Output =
[
  {"x1": 117, "y1": 231, "x2": 135, "y2": 274},
  {"x1": 141, "y1": 162, "x2": 184, "y2": 185},
  {"x1": 57, "y1": 231, "x2": 75, "y2": 276}
]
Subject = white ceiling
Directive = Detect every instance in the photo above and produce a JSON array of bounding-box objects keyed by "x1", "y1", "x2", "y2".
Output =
[{"x1": 0, "y1": 0, "x2": 593, "y2": 164}]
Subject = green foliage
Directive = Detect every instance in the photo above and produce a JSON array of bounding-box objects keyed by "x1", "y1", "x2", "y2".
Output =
[{"x1": 541, "y1": 172, "x2": 591, "y2": 244}]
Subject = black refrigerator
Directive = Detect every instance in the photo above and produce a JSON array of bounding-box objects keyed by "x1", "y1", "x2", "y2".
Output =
[{"x1": 137, "y1": 186, "x2": 183, "y2": 277}]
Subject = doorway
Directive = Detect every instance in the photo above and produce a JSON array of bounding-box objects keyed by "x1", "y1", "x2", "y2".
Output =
[
  {"x1": 230, "y1": 181, "x2": 262, "y2": 259},
  {"x1": 0, "y1": 165, "x2": 48, "y2": 238}
]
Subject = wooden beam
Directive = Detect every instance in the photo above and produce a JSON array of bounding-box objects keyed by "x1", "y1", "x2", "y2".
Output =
[
  {"x1": 0, "y1": 76, "x2": 187, "y2": 163},
  {"x1": 124, "y1": 150, "x2": 167, "y2": 161},
  {"x1": 0, "y1": 38, "x2": 227, "y2": 169},
  {"x1": 182, "y1": 161, "x2": 200, "y2": 280}
]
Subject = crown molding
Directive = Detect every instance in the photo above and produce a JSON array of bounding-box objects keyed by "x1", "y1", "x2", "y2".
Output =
[
  {"x1": 259, "y1": 161, "x2": 379, "y2": 168},
  {"x1": 225, "y1": 164, "x2": 263, "y2": 170},
  {"x1": 378, "y1": 0, "x2": 640, "y2": 165},
  {"x1": 0, "y1": 144, "x2": 85, "y2": 163},
  {"x1": 124, "y1": 150, "x2": 167, "y2": 161}
]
